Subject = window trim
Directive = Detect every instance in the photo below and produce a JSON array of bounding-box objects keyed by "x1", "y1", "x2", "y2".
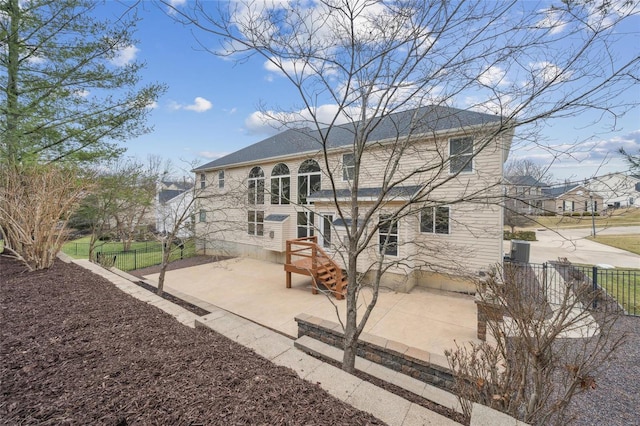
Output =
[
  {"x1": 297, "y1": 211, "x2": 315, "y2": 238},
  {"x1": 247, "y1": 210, "x2": 264, "y2": 236},
  {"x1": 342, "y1": 153, "x2": 355, "y2": 181},
  {"x1": 449, "y1": 136, "x2": 474, "y2": 174},
  {"x1": 198, "y1": 209, "x2": 206, "y2": 223},
  {"x1": 218, "y1": 170, "x2": 225, "y2": 189},
  {"x1": 270, "y1": 163, "x2": 291, "y2": 205},
  {"x1": 378, "y1": 214, "x2": 399, "y2": 257},
  {"x1": 200, "y1": 173, "x2": 206, "y2": 189},
  {"x1": 420, "y1": 206, "x2": 450, "y2": 235},
  {"x1": 297, "y1": 159, "x2": 321, "y2": 205},
  {"x1": 248, "y1": 167, "x2": 265, "y2": 205}
]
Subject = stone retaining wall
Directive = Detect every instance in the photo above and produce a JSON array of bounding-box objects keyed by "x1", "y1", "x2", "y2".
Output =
[{"x1": 295, "y1": 314, "x2": 455, "y2": 390}]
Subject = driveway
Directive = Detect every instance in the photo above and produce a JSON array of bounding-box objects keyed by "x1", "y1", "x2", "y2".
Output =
[
  {"x1": 524, "y1": 225, "x2": 640, "y2": 268},
  {"x1": 144, "y1": 257, "x2": 479, "y2": 358}
]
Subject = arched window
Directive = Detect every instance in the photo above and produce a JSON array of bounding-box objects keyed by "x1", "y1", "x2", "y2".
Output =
[
  {"x1": 270, "y1": 163, "x2": 290, "y2": 205},
  {"x1": 297, "y1": 160, "x2": 321, "y2": 238},
  {"x1": 297, "y1": 159, "x2": 321, "y2": 205},
  {"x1": 248, "y1": 166, "x2": 264, "y2": 205}
]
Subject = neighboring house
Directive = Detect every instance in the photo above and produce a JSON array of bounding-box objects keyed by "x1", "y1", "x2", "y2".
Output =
[
  {"x1": 542, "y1": 184, "x2": 603, "y2": 214},
  {"x1": 585, "y1": 172, "x2": 640, "y2": 209},
  {"x1": 156, "y1": 184, "x2": 195, "y2": 238},
  {"x1": 193, "y1": 105, "x2": 513, "y2": 294},
  {"x1": 504, "y1": 175, "x2": 548, "y2": 214}
]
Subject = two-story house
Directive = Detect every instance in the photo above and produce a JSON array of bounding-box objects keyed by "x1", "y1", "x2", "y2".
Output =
[{"x1": 193, "y1": 105, "x2": 513, "y2": 294}]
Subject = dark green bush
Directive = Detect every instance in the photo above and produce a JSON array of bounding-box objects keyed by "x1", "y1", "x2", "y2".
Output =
[{"x1": 504, "y1": 231, "x2": 537, "y2": 241}]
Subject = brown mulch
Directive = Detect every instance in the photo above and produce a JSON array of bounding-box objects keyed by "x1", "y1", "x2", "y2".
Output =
[{"x1": 0, "y1": 256, "x2": 385, "y2": 425}]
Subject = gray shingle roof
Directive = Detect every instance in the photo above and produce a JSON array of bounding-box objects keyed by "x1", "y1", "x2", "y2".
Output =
[
  {"x1": 542, "y1": 184, "x2": 580, "y2": 198},
  {"x1": 158, "y1": 189, "x2": 186, "y2": 203},
  {"x1": 506, "y1": 175, "x2": 547, "y2": 187},
  {"x1": 264, "y1": 214, "x2": 289, "y2": 222},
  {"x1": 194, "y1": 105, "x2": 503, "y2": 171}
]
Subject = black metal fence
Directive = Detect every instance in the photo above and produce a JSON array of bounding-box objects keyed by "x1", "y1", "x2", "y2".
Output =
[
  {"x1": 93, "y1": 244, "x2": 196, "y2": 272},
  {"x1": 506, "y1": 261, "x2": 638, "y2": 316}
]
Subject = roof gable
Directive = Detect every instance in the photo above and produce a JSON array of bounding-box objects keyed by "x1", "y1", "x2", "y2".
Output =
[{"x1": 195, "y1": 105, "x2": 504, "y2": 171}]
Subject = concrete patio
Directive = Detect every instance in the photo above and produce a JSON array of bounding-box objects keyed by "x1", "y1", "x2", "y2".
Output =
[{"x1": 144, "y1": 257, "x2": 479, "y2": 358}]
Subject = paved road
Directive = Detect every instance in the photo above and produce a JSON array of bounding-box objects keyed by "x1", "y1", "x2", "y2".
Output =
[{"x1": 519, "y1": 225, "x2": 640, "y2": 268}]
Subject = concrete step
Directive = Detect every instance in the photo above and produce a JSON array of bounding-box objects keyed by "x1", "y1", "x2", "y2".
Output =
[{"x1": 295, "y1": 335, "x2": 463, "y2": 415}]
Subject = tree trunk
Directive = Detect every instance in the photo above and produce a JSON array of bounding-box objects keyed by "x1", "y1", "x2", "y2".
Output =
[{"x1": 342, "y1": 253, "x2": 359, "y2": 372}]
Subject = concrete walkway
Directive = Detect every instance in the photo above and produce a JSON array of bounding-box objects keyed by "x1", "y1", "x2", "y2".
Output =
[
  {"x1": 143, "y1": 258, "x2": 479, "y2": 359},
  {"x1": 525, "y1": 225, "x2": 640, "y2": 267}
]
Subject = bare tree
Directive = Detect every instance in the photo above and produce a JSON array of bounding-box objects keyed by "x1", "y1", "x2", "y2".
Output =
[
  {"x1": 505, "y1": 159, "x2": 553, "y2": 185},
  {"x1": 163, "y1": 0, "x2": 639, "y2": 372},
  {"x1": 154, "y1": 170, "x2": 245, "y2": 296},
  {"x1": 446, "y1": 262, "x2": 623, "y2": 424},
  {"x1": 0, "y1": 163, "x2": 89, "y2": 270}
]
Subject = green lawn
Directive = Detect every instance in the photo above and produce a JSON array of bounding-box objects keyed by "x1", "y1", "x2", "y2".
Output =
[
  {"x1": 522, "y1": 207, "x2": 640, "y2": 230},
  {"x1": 62, "y1": 237, "x2": 196, "y2": 271},
  {"x1": 579, "y1": 265, "x2": 640, "y2": 316},
  {"x1": 586, "y1": 234, "x2": 640, "y2": 255}
]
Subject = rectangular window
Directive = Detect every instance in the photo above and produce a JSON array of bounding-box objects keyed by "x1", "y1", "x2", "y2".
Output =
[
  {"x1": 218, "y1": 170, "x2": 225, "y2": 189},
  {"x1": 342, "y1": 153, "x2": 355, "y2": 181},
  {"x1": 420, "y1": 206, "x2": 450, "y2": 234},
  {"x1": 449, "y1": 137, "x2": 473, "y2": 174},
  {"x1": 199, "y1": 209, "x2": 206, "y2": 223},
  {"x1": 247, "y1": 210, "x2": 264, "y2": 236},
  {"x1": 321, "y1": 214, "x2": 333, "y2": 249},
  {"x1": 248, "y1": 178, "x2": 265, "y2": 205},
  {"x1": 271, "y1": 176, "x2": 290, "y2": 205},
  {"x1": 379, "y1": 215, "x2": 398, "y2": 256},
  {"x1": 297, "y1": 211, "x2": 315, "y2": 238},
  {"x1": 200, "y1": 173, "x2": 206, "y2": 189}
]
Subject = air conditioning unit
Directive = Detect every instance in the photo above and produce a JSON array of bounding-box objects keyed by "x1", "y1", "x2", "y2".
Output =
[{"x1": 510, "y1": 240, "x2": 530, "y2": 263}]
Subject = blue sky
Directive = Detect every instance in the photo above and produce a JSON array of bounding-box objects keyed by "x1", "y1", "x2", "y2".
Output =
[{"x1": 101, "y1": 1, "x2": 639, "y2": 182}]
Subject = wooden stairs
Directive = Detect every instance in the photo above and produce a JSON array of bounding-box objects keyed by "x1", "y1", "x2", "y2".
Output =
[{"x1": 284, "y1": 236, "x2": 347, "y2": 300}]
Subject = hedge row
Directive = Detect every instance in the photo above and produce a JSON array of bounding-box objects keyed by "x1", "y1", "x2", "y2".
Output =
[{"x1": 504, "y1": 231, "x2": 537, "y2": 241}]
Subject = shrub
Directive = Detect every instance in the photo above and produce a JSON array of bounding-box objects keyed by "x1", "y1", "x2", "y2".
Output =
[{"x1": 504, "y1": 231, "x2": 536, "y2": 241}]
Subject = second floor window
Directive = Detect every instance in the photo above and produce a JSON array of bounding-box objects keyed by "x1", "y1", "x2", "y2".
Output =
[
  {"x1": 200, "y1": 173, "x2": 206, "y2": 189},
  {"x1": 298, "y1": 159, "x2": 321, "y2": 205},
  {"x1": 218, "y1": 170, "x2": 225, "y2": 189},
  {"x1": 342, "y1": 153, "x2": 355, "y2": 181},
  {"x1": 271, "y1": 163, "x2": 290, "y2": 205},
  {"x1": 449, "y1": 137, "x2": 473, "y2": 174},
  {"x1": 248, "y1": 167, "x2": 264, "y2": 205}
]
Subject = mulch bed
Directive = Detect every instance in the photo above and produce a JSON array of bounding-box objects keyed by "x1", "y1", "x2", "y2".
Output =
[{"x1": 0, "y1": 256, "x2": 385, "y2": 425}]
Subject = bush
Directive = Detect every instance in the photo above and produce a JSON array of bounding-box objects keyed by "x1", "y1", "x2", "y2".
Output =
[{"x1": 504, "y1": 230, "x2": 536, "y2": 241}]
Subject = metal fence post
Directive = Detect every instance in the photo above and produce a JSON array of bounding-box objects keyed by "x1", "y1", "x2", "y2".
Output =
[
  {"x1": 133, "y1": 249, "x2": 137, "y2": 271},
  {"x1": 542, "y1": 262, "x2": 547, "y2": 298},
  {"x1": 592, "y1": 265, "x2": 598, "y2": 309}
]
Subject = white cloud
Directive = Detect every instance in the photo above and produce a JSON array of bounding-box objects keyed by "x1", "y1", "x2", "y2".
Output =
[
  {"x1": 74, "y1": 89, "x2": 90, "y2": 98},
  {"x1": 528, "y1": 61, "x2": 572, "y2": 85},
  {"x1": 198, "y1": 151, "x2": 229, "y2": 160},
  {"x1": 184, "y1": 97, "x2": 212, "y2": 112},
  {"x1": 146, "y1": 101, "x2": 158, "y2": 110},
  {"x1": 244, "y1": 104, "x2": 353, "y2": 135},
  {"x1": 535, "y1": 8, "x2": 568, "y2": 35},
  {"x1": 171, "y1": 97, "x2": 213, "y2": 113},
  {"x1": 110, "y1": 45, "x2": 139, "y2": 67},
  {"x1": 26, "y1": 55, "x2": 46, "y2": 65},
  {"x1": 478, "y1": 65, "x2": 509, "y2": 87}
]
